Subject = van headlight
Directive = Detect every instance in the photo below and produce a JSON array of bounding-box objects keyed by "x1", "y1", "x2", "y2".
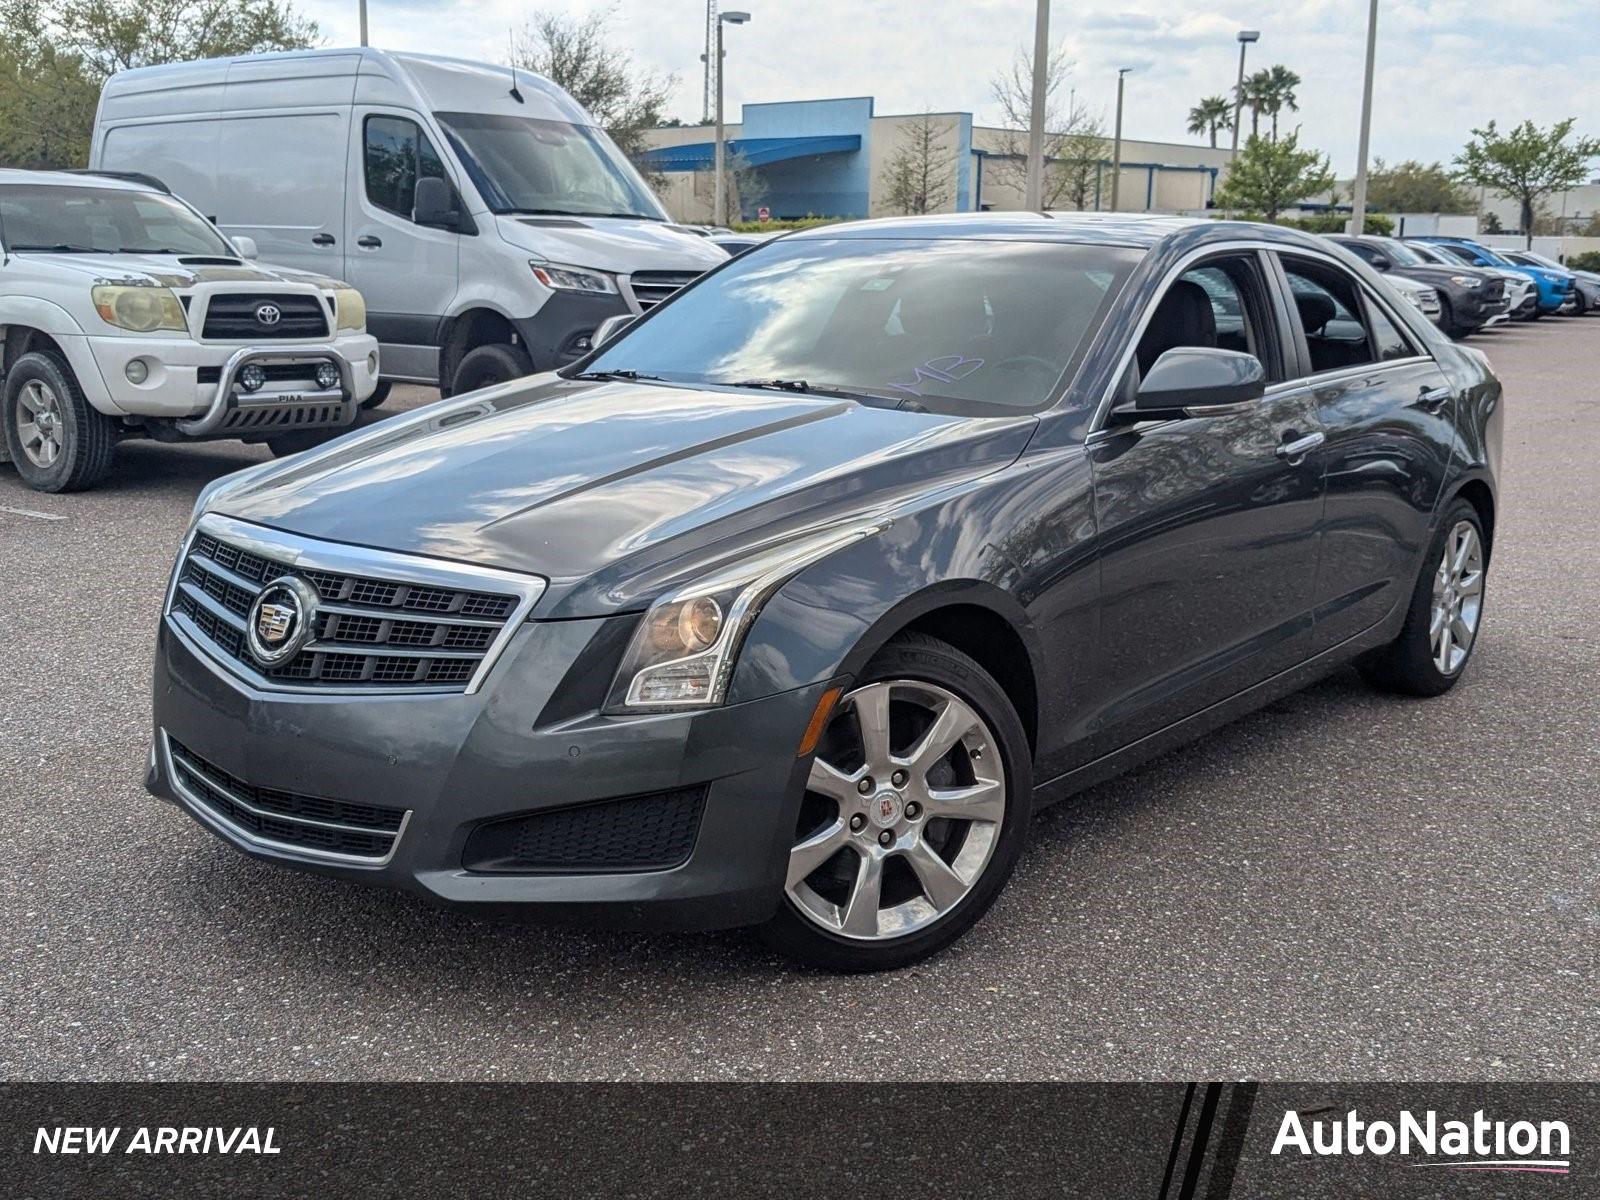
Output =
[
  {"x1": 530, "y1": 260, "x2": 617, "y2": 294},
  {"x1": 92, "y1": 285, "x2": 187, "y2": 333},
  {"x1": 607, "y1": 522, "x2": 884, "y2": 711},
  {"x1": 333, "y1": 287, "x2": 367, "y2": 332}
]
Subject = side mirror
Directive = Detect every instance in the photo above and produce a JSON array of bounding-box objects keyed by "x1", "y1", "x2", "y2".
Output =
[
  {"x1": 413, "y1": 177, "x2": 459, "y2": 230},
  {"x1": 230, "y1": 235, "x2": 258, "y2": 259},
  {"x1": 1368, "y1": 251, "x2": 1392, "y2": 271},
  {"x1": 592, "y1": 314, "x2": 635, "y2": 348},
  {"x1": 1114, "y1": 347, "x2": 1267, "y2": 423}
]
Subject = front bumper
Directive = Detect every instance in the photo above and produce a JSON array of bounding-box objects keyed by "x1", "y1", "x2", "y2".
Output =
[
  {"x1": 147, "y1": 615, "x2": 829, "y2": 931},
  {"x1": 84, "y1": 332, "x2": 380, "y2": 421}
]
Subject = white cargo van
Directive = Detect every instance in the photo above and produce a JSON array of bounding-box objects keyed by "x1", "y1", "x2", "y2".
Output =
[{"x1": 91, "y1": 48, "x2": 727, "y2": 397}]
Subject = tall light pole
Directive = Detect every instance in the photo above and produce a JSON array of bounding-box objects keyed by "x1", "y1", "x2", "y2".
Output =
[
  {"x1": 1024, "y1": 0, "x2": 1050, "y2": 210},
  {"x1": 358, "y1": 0, "x2": 368, "y2": 46},
  {"x1": 1230, "y1": 29, "x2": 1259, "y2": 158},
  {"x1": 712, "y1": 10, "x2": 750, "y2": 227},
  {"x1": 1348, "y1": 0, "x2": 1380, "y2": 235},
  {"x1": 1109, "y1": 67, "x2": 1131, "y2": 211}
]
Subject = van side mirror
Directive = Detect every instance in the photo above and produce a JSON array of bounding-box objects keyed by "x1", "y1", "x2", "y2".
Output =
[
  {"x1": 1112, "y1": 347, "x2": 1267, "y2": 424},
  {"x1": 413, "y1": 177, "x2": 460, "y2": 230},
  {"x1": 230, "y1": 235, "x2": 258, "y2": 259},
  {"x1": 1367, "y1": 251, "x2": 1392, "y2": 271},
  {"x1": 593, "y1": 314, "x2": 635, "y2": 348}
]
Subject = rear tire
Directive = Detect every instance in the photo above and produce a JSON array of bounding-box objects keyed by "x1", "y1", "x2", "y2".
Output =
[
  {"x1": 1358, "y1": 498, "x2": 1486, "y2": 697},
  {"x1": 450, "y1": 343, "x2": 534, "y2": 396},
  {"x1": 760, "y1": 633, "x2": 1033, "y2": 972},
  {"x1": 2, "y1": 351, "x2": 116, "y2": 492}
]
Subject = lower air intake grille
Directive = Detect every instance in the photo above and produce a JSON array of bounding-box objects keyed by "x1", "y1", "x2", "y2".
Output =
[
  {"x1": 167, "y1": 736, "x2": 406, "y2": 861},
  {"x1": 463, "y1": 787, "x2": 708, "y2": 873}
]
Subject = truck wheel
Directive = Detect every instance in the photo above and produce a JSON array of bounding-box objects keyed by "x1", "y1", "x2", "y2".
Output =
[
  {"x1": 450, "y1": 344, "x2": 533, "y2": 397},
  {"x1": 359, "y1": 381, "x2": 393, "y2": 411},
  {"x1": 2, "y1": 351, "x2": 116, "y2": 492}
]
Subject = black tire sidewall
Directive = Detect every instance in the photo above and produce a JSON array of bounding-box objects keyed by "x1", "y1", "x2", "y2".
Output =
[
  {"x1": 760, "y1": 633, "x2": 1033, "y2": 972},
  {"x1": 450, "y1": 344, "x2": 533, "y2": 397},
  {"x1": 3, "y1": 352, "x2": 112, "y2": 492}
]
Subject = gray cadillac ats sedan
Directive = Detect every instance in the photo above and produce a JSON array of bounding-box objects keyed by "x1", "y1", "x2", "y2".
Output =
[{"x1": 149, "y1": 213, "x2": 1501, "y2": 970}]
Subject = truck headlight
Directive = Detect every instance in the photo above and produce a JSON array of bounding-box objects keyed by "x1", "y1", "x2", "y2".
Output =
[
  {"x1": 607, "y1": 522, "x2": 884, "y2": 711},
  {"x1": 92, "y1": 285, "x2": 186, "y2": 333},
  {"x1": 333, "y1": 287, "x2": 367, "y2": 332},
  {"x1": 530, "y1": 260, "x2": 617, "y2": 294},
  {"x1": 1449, "y1": 275, "x2": 1481, "y2": 288}
]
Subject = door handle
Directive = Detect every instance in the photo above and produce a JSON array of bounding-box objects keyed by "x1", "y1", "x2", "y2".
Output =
[
  {"x1": 311, "y1": 233, "x2": 336, "y2": 246},
  {"x1": 1275, "y1": 431, "x2": 1325, "y2": 463},
  {"x1": 1417, "y1": 384, "x2": 1452, "y2": 411},
  {"x1": 356, "y1": 235, "x2": 383, "y2": 249}
]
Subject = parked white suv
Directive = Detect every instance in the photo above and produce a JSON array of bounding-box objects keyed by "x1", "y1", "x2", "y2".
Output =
[{"x1": 0, "y1": 169, "x2": 379, "y2": 492}]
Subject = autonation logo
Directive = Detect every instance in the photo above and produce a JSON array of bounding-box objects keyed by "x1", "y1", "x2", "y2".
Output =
[{"x1": 1273, "y1": 1108, "x2": 1571, "y2": 1175}]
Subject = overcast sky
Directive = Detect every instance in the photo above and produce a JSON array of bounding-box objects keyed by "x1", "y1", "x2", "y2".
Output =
[{"x1": 301, "y1": 0, "x2": 1596, "y2": 174}]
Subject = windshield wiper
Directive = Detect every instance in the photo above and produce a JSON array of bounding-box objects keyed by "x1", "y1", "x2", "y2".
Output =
[
  {"x1": 726, "y1": 378, "x2": 886, "y2": 403},
  {"x1": 502, "y1": 207, "x2": 662, "y2": 221},
  {"x1": 11, "y1": 243, "x2": 97, "y2": 253},
  {"x1": 569, "y1": 368, "x2": 665, "y2": 382}
]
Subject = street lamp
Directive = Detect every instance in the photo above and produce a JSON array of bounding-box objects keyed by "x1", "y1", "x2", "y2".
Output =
[
  {"x1": 358, "y1": 0, "x2": 368, "y2": 45},
  {"x1": 1230, "y1": 29, "x2": 1259, "y2": 158},
  {"x1": 1109, "y1": 67, "x2": 1132, "y2": 212},
  {"x1": 1024, "y1": 0, "x2": 1050, "y2": 211},
  {"x1": 1348, "y1": 0, "x2": 1380, "y2": 234},
  {"x1": 713, "y1": 10, "x2": 751, "y2": 227}
]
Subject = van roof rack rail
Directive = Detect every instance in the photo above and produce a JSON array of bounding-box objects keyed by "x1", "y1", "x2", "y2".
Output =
[{"x1": 60, "y1": 169, "x2": 171, "y2": 194}]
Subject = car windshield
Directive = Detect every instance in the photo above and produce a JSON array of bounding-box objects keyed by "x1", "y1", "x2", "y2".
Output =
[
  {"x1": 577, "y1": 237, "x2": 1142, "y2": 416},
  {"x1": 434, "y1": 112, "x2": 667, "y2": 220},
  {"x1": 0, "y1": 184, "x2": 232, "y2": 255},
  {"x1": 1517, "y1": 251, "x2": 1561, "y2": 269},
  {"x1": 1375, "y1": 238, "x2": 1427, "y2": 267}
]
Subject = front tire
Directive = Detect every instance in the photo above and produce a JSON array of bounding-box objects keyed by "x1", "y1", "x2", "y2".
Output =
[
  {"x1": 359, "y1": 380, "x2": 393, "y2": 410},
  {"x1": 1358, "y1": 498, "x2": 1487, "y2": 696},
  {"x1": 2, "y1": 351, "x2": 116, "y2": 492},
  {"x1": 450, "y1": 343, "x2": 534, "y2": 397},
  {"x1": 760, "y1": 633, "x2": 1033, "y2": 971}
]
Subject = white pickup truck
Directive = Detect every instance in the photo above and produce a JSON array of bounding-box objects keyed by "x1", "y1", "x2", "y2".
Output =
[{"x1": 0, "y1": 169, "x2": 379, "y2": 492}]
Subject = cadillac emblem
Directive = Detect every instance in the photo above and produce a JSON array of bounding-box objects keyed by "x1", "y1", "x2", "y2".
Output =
[{"x1": 245, "y1": 575, "x2": 319, "y2": 667}]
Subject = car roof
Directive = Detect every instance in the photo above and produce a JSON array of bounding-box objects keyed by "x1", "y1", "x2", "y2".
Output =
[
  {"x1": 0, "y1": 168, "x2": 155, "y2": 192},
  {"x1": 781, "y1": 210, "x2": 1333, "y2": 252}
]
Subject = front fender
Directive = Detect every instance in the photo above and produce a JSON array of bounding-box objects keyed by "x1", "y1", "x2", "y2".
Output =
[{"x1": 0, "y1": 295, "x2": 89, "y2": 340}]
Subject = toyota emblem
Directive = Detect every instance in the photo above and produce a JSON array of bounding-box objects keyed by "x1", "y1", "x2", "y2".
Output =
[{"x1": 254, "y1": 302, "x2": 282, "y2": 327}]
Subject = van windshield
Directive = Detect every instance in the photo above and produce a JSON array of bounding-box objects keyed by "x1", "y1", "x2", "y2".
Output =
[
  {"x1": 435, "y1": 112, "x2": 667, "y2": 220},
  {"x1": 0, "y1": 184, "x2": 232, "y2": 255}
]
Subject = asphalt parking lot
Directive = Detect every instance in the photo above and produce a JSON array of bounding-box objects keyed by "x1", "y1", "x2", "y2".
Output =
[{"x1": 3, "y1": 318, "x2": 1598, "y2": 1083}]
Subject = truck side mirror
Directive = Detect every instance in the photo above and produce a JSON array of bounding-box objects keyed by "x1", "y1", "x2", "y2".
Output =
[
  {"x1": 413, "y1": 177, "x2": 460, "y2": 230},
  {"x1": 230, "y1": 235, "x2": 258, "y2": 259}
]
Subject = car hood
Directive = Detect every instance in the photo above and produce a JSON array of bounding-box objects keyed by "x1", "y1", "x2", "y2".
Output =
[
  {"x1": 1393, "y1": 265, "x2": 1491, "y2": 289},
  {"x1": 15, "y1": 251, "x2": 341, "y2": 290},
  {"x1": 493, "y1": 215, "x2": 728, "y2": 275},
  {"x1": 208, "y1": 378, "x2": 1035, "y2": 616}
]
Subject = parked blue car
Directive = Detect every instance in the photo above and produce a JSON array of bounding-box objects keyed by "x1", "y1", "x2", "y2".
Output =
[{"x1": 1413, "y1": 237, "x2": 1577, "y2": 314}]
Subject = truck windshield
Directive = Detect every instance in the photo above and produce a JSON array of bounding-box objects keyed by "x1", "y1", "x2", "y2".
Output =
[
  {"x1": 576, "y1": 237, "x2": 1142, "y2": 416},
  {"x1": 0, "y1": 184, "x2": 232, "y2": 255},
  {"x1": 434, "y1": 112, "x2": 667, "y2": 220}
]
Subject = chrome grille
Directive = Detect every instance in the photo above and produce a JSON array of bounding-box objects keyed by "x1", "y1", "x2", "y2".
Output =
[
  {"x1": 202, "y1": 293, "x2": 330, "y2": 340},
  {"x1": 166, "y1": 735, "x2": 406, "y2": 862},
  {"x1": 626, "y1": 270, "x2": 702, "y2": 310},
  {"x1": 167, "y1": 520, "x2": 541, "y2": 694}
]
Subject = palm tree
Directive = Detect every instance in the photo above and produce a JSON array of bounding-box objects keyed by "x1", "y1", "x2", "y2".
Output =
[
  {"x1": 1260, "y1": 65, "x2": 1302, "y2": 140},
  {"x1": 1187, "y1": 95, "x2": 1233, "y2": 148},
  {"x1": 1237, "y1": 70, "x2": 1273, "y2": 138}
]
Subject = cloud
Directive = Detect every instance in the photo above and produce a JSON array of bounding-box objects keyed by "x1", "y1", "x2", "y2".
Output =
[{"x1": 298, "y1": 0, "x2": 1600, "y2": 170}]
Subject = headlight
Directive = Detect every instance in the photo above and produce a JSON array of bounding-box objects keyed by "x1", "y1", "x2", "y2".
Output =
[
  {"x1": 530, "y1": 260, "x2": 617, "y2": 294},
  {"x1": 608, "y1": 522, "x2": 883, "y2": 711},
  {"x1": 1449, "y1": 275, "x2": 1481, "y2": 288},
  {"x1": 333, "y1": 286, "x2": 366, "y2": 332},
  {"x1": 92, "y1": 285, "x2": 186, "y2": 333}
]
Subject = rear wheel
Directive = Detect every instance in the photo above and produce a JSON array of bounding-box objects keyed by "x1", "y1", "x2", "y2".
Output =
[
  {"x1": 1358, "y1": 498, "x2": 1486, "y2": 696},
  {"x1": 2, "y1": 351, "x2": 116, "y2": 492},
  {"x1": 450, "y1": 343, "x2": 533, "y2": 396},
  {"x1": 760, "y1": 634, "x2": 1032, "y2": 971}
]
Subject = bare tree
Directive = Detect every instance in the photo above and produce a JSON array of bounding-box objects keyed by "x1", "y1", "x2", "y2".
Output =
[
  {"x1": 988, "y1": 42, "x2": 1107, "y2": 210},
  {"x1": 510, "y1": 6, "x2": 674, "y2": 185},
  {"x1": 881, "y1": 112, "x2": 956, "y2": 215}
]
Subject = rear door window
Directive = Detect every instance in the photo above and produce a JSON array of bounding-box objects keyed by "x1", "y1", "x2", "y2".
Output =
[{"x1": 1280, "y1": 256, "x2": 1419, "y2": 375}]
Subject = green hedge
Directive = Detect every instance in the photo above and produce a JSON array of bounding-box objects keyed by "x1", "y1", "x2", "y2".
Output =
[
  {"x1": 1216, "y1": 211, "x2": 1394, "y2": 235},
  {"x1": 728, "y1": 216, "x2": 845, "y2": 233},
  {"x1": 1568, "y1": 251, "x2": 1600, "y2": 272}
]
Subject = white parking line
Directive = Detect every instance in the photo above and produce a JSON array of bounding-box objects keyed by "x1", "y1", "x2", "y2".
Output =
[{"x1": 1, "y1": 505, "x2": 66, "y2": 521}]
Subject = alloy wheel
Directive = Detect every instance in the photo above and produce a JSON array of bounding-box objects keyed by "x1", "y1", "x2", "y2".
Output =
[
  {"x1": 786, "y1": 679, "x2": 1006, "y2": 941},
  {"x1": 1430, "y1": 520, "x2": 1484, "y2": 674},
  {"x1": 15, "y1": 379, "x2": 65, "y2": 469}
]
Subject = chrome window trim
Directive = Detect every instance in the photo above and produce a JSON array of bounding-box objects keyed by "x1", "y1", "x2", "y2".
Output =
[
  {"x1": 165, "y1": 512, "x2": 546, "y2": 697},
  {"x1": 1088, "y1": 239, "x2": 1441, "y2": 435},
  {"x1": 162, "y1": 731, "x2": 410, "y2": 868}
]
